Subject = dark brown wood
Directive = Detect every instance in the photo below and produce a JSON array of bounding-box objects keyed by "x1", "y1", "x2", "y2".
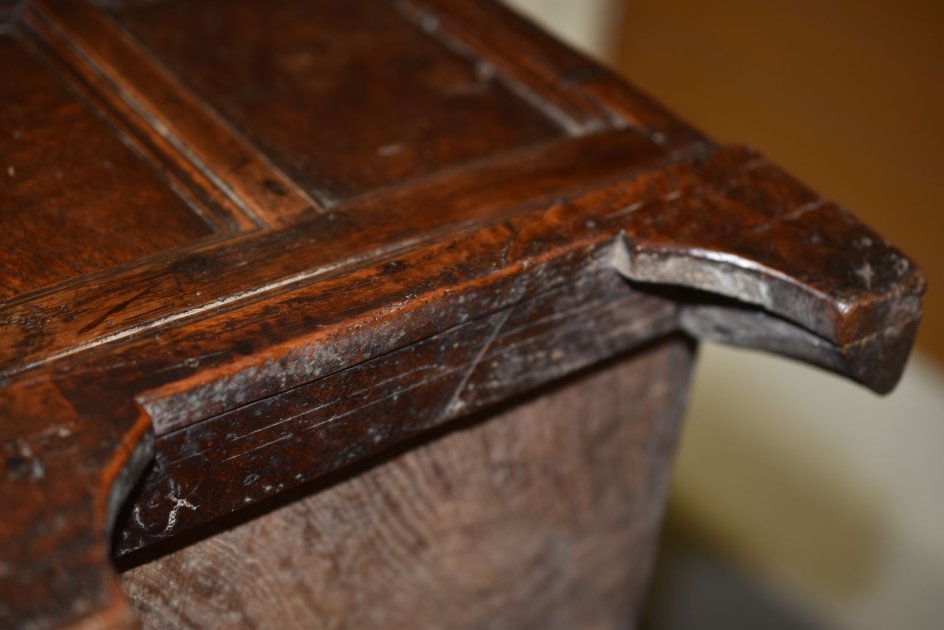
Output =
[
  {"x1": 0, "y1": 33, "x2": 214, "y2": 299},
  {"x1": 399, "y1": 0, "x2": 705, "y2": 147},
  {"x1": 24, "y1": 0, "x2": 323, "y2": 226},
  {"x1": 114, "y1": 271, "x2": 678, "y2": 554},
  {"x1": 112, "y1": 0, "x2": 568, "y2": 203},
  {"x1": 0, "y1": 380, "x2": 151, "y2": 630},
  {"x1": 120, "y1": 337, "x2": 693, "y2": 629},
  {"x1": 0, "y1": 0, "x2": 925, "y2": 628},
  {"x1": 0, "y1": 128, "x2": 669, "y2": 375}
]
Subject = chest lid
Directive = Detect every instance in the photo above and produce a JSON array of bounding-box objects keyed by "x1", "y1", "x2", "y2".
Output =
[{"x1": 0, "y1": 2, "x2": 925, "y2": 628}]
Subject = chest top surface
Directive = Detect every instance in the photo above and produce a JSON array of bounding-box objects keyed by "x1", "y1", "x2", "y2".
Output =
[{"x1": 0, "y1": 1, "x2": 925, "y2": 628}]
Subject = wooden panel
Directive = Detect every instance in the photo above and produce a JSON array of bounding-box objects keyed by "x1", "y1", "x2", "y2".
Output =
[
  {"x1": 120, "y1": 337, "x2": 694, "y2": 629},
  {"x1": 401, "y1": 0, "x2": 705, "y2": 148},
  {"x1": 113, "y1": 0, "x2": 566, "y2": 203},
  {"x1": 24, "y1": 0, "x2": 323, "y2": 227},
  {"x1": 0, "y1": 34, "x2": 213, "y2": 300}
]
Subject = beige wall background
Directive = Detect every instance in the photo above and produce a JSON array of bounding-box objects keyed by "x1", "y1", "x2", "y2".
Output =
[{"x1": 506, "y1": 1, "x2": 944, "y2": 628}]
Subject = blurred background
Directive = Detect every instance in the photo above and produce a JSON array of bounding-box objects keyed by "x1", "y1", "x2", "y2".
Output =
[{"x1": 505, "y1": 1, "x2": 943, "y2": 628}]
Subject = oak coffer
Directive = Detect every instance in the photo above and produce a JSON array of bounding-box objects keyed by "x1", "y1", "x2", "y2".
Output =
[{"x1": 0, "y1": 1, "x2": 925, "y2": 628}]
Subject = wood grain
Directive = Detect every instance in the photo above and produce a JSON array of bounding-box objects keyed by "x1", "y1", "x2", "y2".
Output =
[
  {"x1": 402, "y1": 0, "x2": 705, "y2": 147},
  {"x1": 114, "y1": 271, "x2": 678, "y2": 554},
  {"x1": 0, "y1": 1, "x2": 926, "y2": 627},
  {"x1": 112, "y1": 0, "x2": 566, "y2": 204},
  {"x1": 0, "y1": 32, "x2": 213, "y2": 300},
  {"x1": 25, "y1": 0, "x2": 323, "y2": 226},
  {"x1": 0, "y1": 379, "x2": 152, "y2": 630},
  {"x1": 20, "y1": 5, "x2": 262, "y2": 232},
  {"x1": 0, "y1": 128, "x2": 668, "y2": 376},
  {"x1": 121, "y1": 337, "x2": 694, "y2": 630}
]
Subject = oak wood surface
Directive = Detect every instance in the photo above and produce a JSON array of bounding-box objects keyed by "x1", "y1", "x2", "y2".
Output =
[
  {"x1": 114, "y1": 271, "x2": 678, "y2": 554},
  {"x1": 0, "y1": 128, "x2": 666, "y2": 375},
  {"x1": 0, "y1": 0, "x2": 926, "y2": 627},
  {"x1": 115, "y1": 0, "x2": 567, "y2": 203},
  {"x1": 0, "y1": 33, "x2": 213, "y2": 299},
  {"x1": 121, "y1": 338, "x2": 693, "y2": 630}
]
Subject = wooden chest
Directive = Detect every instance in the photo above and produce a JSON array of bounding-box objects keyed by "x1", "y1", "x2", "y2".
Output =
[{"x1": 0, "y1": 1, "x2": 924, "y2": 628}]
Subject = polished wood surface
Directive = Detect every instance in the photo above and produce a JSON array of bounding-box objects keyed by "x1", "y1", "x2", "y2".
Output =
[
  {"x1": 0, "y1": 34, "x2": 212, "y2": 299},
  {"x1": 0, "y1": 0, "x2": 925, "y2": 627},
  {"x1": 117, "y1": 0, "x2": 566, "y2": 203}
]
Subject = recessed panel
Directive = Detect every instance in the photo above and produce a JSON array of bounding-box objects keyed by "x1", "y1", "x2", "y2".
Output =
[
  {"x1": 114, "y1": 0, "x2": 566, "y2": 202},
  {"x1": 0, "y1": 35, "x2": 213, "y2": 301}
]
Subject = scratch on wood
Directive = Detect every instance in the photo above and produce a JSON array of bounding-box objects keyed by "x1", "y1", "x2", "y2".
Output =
[
  {"x1": 220, "y1": 434, "x2": 291, "y2": 464},
  {"x1": 441, "y1": 308, "x2": 512, "y2": 417}
]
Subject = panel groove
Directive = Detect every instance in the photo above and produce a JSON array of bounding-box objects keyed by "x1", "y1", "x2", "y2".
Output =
[
  {"x1": 398, "y1": 0, "x2": 707, "y2": 150},
  {"x1": 0, "y1": 30, "x2": 216, "y2": 300},
  {"x1": 109, "y1": 0, "x2": 569, "y2": 203},
  {"x1": 393, "y1": 0, "x2": 621, "y2": 135},
  {"x1": 393, "y1": 0, "x2": 615, "y2": 136},
  {"x1": 0, "y1": 129, "x2": 676, "y2": 379},
  {"x1": 13, "y1": 26, "x2": 248, "y2": 233},
  {"x1": 24, "y1": 0, "x2": 323, "y2": 226}
]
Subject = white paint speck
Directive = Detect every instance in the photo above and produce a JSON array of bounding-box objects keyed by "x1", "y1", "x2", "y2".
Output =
[
  {"x1": 162, "y1": 482, "x2": 199, "y2": 535},
  {"x1": 856, "y1": 263, "x2": 875, "y2": 289},
  {"x1": 420, "y1": 13, "x2": 439, "y2": 31},
  {"x1": 377, "y1": 143, "x2": 404, "y2": 157},
  {"x1": 133, "y1": 505, "x2": 147, "y2": 529},
  {"x1": 475, "y1": 61, "x2": 496, "y2": 82},
  {"x1": 163, "y1": 495, "x2": 197, "y2": 534}
]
